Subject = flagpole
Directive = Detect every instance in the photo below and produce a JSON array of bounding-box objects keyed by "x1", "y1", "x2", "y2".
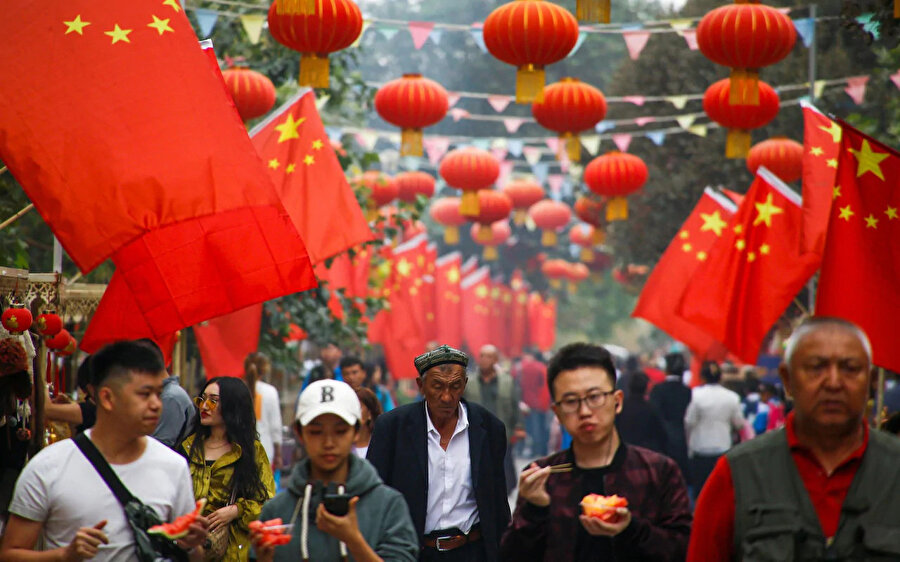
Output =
[
  {"x1": 0, "y1": 203, "x2": 34, "y2": 231},
  {"x1": 806, "y1": 3, "x2": 818, "y2": 315}
]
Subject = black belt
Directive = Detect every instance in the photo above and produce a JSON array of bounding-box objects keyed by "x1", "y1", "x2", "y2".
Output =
[{"x1": 423, "y1": 526, "x2": 482, "y2": 552}]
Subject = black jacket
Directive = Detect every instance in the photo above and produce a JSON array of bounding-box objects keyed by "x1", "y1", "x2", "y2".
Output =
[
  {"x1": 616, "y1": 396, "x2": 669, "y2": 456},
  {"x1": 366, "y1": 399, "x2": 511, "y2": 561}
]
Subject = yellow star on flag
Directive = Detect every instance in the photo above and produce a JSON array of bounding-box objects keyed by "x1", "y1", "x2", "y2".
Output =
[
  {"x1": 760, "y1": 244, "x2": 771, "y2": 255},
  {"x1": 753, "y1": 194, "x2": 785, "y2": 227},
  {"x1": 820, "y1": 120, "x2": 842, "y2": 144},
  {"x1": 447, "y1": 268, "x2": 460, "y2": 283},
  {"x1": 886, "y1": 206, "x2": 898, "y2": 220},
  {"x1": 303, "y1": 155, "x2": 315, "y2": 166},
  {"x1": 275, "y1": 114, "x2": 305, "y2": 143},
  {"x1": 410, "y1": 287, "x2": 418, "y2": 296},
  {"x1": 700, "y1": 210, "x2": 728, "y2": 236},
  {"x1": 163, "y1": 0, "x2": 181, "y2": 12},
  {"x1": 476, "y1": 285, "x2": 489, "y2": 299},
  {"x1": 396, "y1": 259, "x2": 412, "y2": 277},
  {"x1": 826, "y1": 158, "x2": 838, "y2": 169},
  {"x1": 491, "y1": 288, "x2": 500, "y2": 299},
  {"x1": 809, "y1": 146, "x2": 824, "y2": 156},
  {"x1": 312, "y1": 139, "x2": 324, "y2": 150},
  {"x1": 697, "y1": 251, "x2": 707, "y2": 262},
  {"x1": 105, "y1": 24, "x2": 133, "y2": 44},
  {"x1": 734, "y1": 225, "x2": 743, "y2": 235},
  {"x1": 148, "y1": 15, "x2": 174, "y2": 35},
  {"x1": 679, "y1": 230, "x2": 689, "y2": 240},
  {"x1": 682, "y1": 243, "x2": 692, "y2": 252},
  {"x1": 833, "y1": 186, "x2": 841, "y2": 199},
  {"x1": 747, "y1": 251, "x2": 757, "y2": 263},
  {"x1": 285, "y1": 163, "x2": 296, "y2": 174},
  {"x1": 839, "y1": 205, "x2": 854, "y2": 221},
  {"x1": 865, "y1": 214, "x2": 879, "y2": 229},
  {"x1": 735, "y1": 239, "x2": 746, "y2": 251},
  {"x1": 63, "y1": 15, "x2": 91, "y2": 35},
  {"x1": 268, "y1": 158, "x2": 280, "y2": 169},
  {"x1": 849, "y1": 139, "x2": 889, "y2": 181}
]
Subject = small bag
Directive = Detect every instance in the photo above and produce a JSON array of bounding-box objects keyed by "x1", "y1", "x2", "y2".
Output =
[
  {"x1": 204, "y1": 486, "x2": 237, "y2": 559},
  {"x1": 74, "y1": 434, "x2": 188, "y2": 562}
]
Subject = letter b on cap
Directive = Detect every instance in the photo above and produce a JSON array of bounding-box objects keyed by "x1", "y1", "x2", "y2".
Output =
[{"x1": 321, "y1": 386, "x2": 335, "y2": 403}]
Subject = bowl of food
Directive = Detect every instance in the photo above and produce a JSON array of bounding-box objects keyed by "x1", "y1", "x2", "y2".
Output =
[{"x1": 581, "y1": 494, "x2": 629, "y2": 522}]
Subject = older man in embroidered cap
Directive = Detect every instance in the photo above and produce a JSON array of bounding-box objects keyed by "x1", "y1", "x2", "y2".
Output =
[{"x1": 367, "y1": 345, "x2": 510, "y2": 562}]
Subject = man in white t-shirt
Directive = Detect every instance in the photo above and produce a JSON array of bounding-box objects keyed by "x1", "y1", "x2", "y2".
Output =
[{"x1": 0, "y1": 340, "x2": 208, "y2": 562}]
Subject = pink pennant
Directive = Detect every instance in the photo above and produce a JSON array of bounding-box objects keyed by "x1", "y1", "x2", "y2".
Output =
[
  {"x1": 623, "y1": 96, "x2": 646, "y2": 106},
  {"x1": 681, "y1": 30, "x2": 699, "y2": 50},
  {"x1": 503, "y1": 118, "x2": 526, "y2": 133},
  {"x1": 634, "y1": 116, "x2": 656, "y2": 127},
  {"x1": 891, "y1": 70, "x2": 900, "y2": 91},
  {"x1": 408, "y1": 21, "x2": 435, "y2": 49},
  {"x1": 471, "y1": 21, "x2": 484, "y2": 29},
  {"x1": 622, "y1": 31, "x2": 651, "y2": 60},
  {"x1": 447, "y1": 93, "x2": 461, "y2": 107},
  {"x1": 545, "y1": 137, "x2": 561, "y2": 154},
  {"x1": 547, "y1": 174, "x2": 564, "y2": 195},
  {"x1": 844, "y1": 76, "x2": 870, "y2": 105},
  {"x1": 612, "y1": 133, "x2": 632, "y2": 152},
  {"x1": 498, "y1": 160, "x2": 515, "y2": 186},
  {"x1": 558, "y1": 156, "x2": 570, "y2": 174},
  {"x1": 450, "y1": 108, "x2": 471, "y2": 122},
  {"x1": 491, "y1": 147, "x2": 509, "y2": 161},
  {"x1": 487, "y1": 95, "x2": 512, "y2": 113},
  {"x1": 424, "y1": 137, "x2": 450, "y2": 165}
]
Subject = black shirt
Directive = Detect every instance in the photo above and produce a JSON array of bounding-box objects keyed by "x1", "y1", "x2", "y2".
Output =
[
  {"x1": 574, "y1": 443, "x2": 626, "y2": 561},
  {"x1": 76, "y1": 400, "x2": 97, "y2": 434}
]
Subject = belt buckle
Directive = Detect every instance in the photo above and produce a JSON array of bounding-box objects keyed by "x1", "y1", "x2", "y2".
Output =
[{"x1": 435, "y1": 536, "x2": 454, "y2": 552}]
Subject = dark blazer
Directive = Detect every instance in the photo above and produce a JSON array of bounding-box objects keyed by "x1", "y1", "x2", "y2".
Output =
[{"x1": 366, "y1": 399, "x2": 511, "y2": 561}]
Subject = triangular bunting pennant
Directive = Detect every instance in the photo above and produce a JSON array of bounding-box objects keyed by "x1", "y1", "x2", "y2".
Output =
[
  {"x1": 447, "y1": 93, "x2": 461, "y2": 107},
  {"x1": 532, "y1": 162, "x2": 550, "y2": 183},
  {"x1": 667, "y1": 95, "x2": 689, "y2": 109},
  {"x1": 545, "y1": 137, "x2": 561, "y2": 154},
  {"x1": 240, "y1": 14, "x2": 265, "y2": 44},
  {"x1": 581, "y1": 135, "x2": 601, "y2": 155},
  {"x1": 676, "y1": 115, "x2": 696, "y2": 129},
  {"x1": 669, "y1": 18, "x2": 693, "y2": 30},
  {"x1": 844, "y1": 75, "x2": 869, "y2": 105},
  {"x1": 891, "y1": 70, "x2": 900, "y2": 91},
  {"x1": 634, "y1": 116, "x2": 656, "y2": 127},
  {"x1": 470, "y1": 27, "x2": 488, "y2": 53},
  {"x1": 688, "y1": 124, "x2": 708, "y2": 137},
  {"x1": 855, "y1": 13, "x2": 881, "y2": 39},
  {"x1": 681, "y1": 30, "x2": 699, "y2": 50},
  {"x1": 430, "y1": 28, "x2": 444, "y2": 45},
  {"x1": 450, "y1": 108, "x2": 471, "y2": 122},
  {"x1": 523, "y1": 146, "x2": 542, "y2": 166},
  {"x1": 622, "y1": 31, "x2": 651, "y2": 60},
  {"x1": 547, "y1": 174, "x2": 564, "y2": 195},
  {"x1": 792, "y1": 17, "x2": 815, "y2": 48},
  {"x1": 194, "y1": 8, "x2": 219, "y2": 38},
  {"x1": 612, "y1": 133, "x2": 632, "y2": 152},
  {"x1": 498, "y1": 160, "x2": 515, "y2": 186},
  {"x1": 488, "y1": 95, "x2": 512, "y2": 113},
  {"x1": 647, "y1": 131, "x2": 666, "y2": 146},
  {"x1": 355, "y1": 131, "x2": 378, "y2": 151},
  {"x1": 491, "y1": 147, "x2": 509, "y2": 161},
  {"x1": 408, "y1": 21, "x2": 434, "y2": 49},
  {"x1": 471, "y1": 139, "x2": 491, "y2": 150},
  {"x1": 570, "y1": 32, "x2": 588, "y2": 56},
  {"x1": 623, "y1": 96, "x2": 646, "y2": 106},
  {"x1": 378, "y1": 26, "x2": 401, "y2": 41},
  {"x1": 424, "y1": 137, "x2": 450, "y2": 165},
  {"x1": 814, "y1": 80, "x2": 827, "y2": 99},
  {"x1": 507, "y1": 139, "x2": 524, "y2": 157},
  {"x1": 595, "y1": 120, "x2": 616, "y2": 133}
]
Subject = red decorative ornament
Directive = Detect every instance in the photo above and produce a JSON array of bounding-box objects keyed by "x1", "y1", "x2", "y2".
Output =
[
  {"x1": 532, "y1": 78, "x2": 607, "y2": 162},
  {"x1": 470, "y1": 221, "x2": 512, "y2": 261},
  {"x1": 58, "y1": 336, "x2": 77, "y2": 357},
  {"x1": 569, "y1": 223, "x2": 597, "y2": 262},
  {"x1": 439, "y1": 147, "x2": 500, "y2": 217},
  {"x1": 483, "y1": 0, "x2": 580, "y2": 103},
  {"x1": 574, "y1": 195, "x2": 607, "y2": 245},
  {"x1": 542, "y1": 259, "x2": 571, "y2": 290},
  {"x1": 583, "y1": 151, "x2": 649, "y2": 221},
  {"x1": 703, "y1": 78, "x2": 780, "y2": 159},
  {"x1": 697, "y1": 3, "x2": 796, "y2": 105},
  {"x1": 375, "y1": 75, "x2": 449, "y2": 157},
  {"x1": 395, "y1": 171, "x2": 436, "y2": 203},
  {"x1": 46, "y1": 329, "x2": 72, "y2": 351},
  {"x1": 353, "y1": 171, "x2": 398, "y2": 220},
  {"x1": 502, "y1": 179, "x2": 545, "y2": 225},
  {"x1": 746, "y1": 137, "x2": 804, "y2": 184},
  {"x1": 221, "y1": 67, "x2": 277, "y2": 122},
  {"x1": 430, "y1": 197, "x2": 467, "y2": 244},
  {"x1": 566, "y1": 262, "x2": 590, "y2": 293},
  {"x1": 529, "y1": 200, "x2": 572, "y2": 247},
  {"x1": 267, "y1": 0, "x2": 363, "y2": 88},
  {"x1": 471, "y1": 190, "x2": 513, "y2": 242},
  {"x1": 1, "y1": 305, "x2": 32, "y2": 334},
  {"x1": 35, "y1": 312, "x2": 63, "y2": 337}
]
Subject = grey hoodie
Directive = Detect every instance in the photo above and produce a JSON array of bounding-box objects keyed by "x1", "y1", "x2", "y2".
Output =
[{"x1": 256, "y1": 454, "x2": 418, "y2": 561}]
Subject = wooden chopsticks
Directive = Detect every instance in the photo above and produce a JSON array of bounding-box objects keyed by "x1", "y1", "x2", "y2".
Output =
[{"x1": 547, "y1": 462, "x2": 573, "y2": 474}]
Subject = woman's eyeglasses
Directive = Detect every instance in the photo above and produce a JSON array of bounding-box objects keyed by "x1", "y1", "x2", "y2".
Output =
[{"x1": 193, "y1": 395, "x2": 219, "y2": 411}]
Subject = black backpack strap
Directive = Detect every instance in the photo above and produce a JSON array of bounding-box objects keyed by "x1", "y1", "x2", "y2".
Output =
[{"x1": 73, "y1": 433, "x2": 137, "y2": 507}]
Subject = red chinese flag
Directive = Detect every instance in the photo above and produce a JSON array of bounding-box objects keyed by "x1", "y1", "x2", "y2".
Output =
[
  {"x1": 461, "y1": 266, "x2": 492, "y2": 355},
  {"x1": 422, "y1": 244, "x2": 439, "y2": 343},
  {"x1": 488, "y1": 281, "x2": 507, "y2": 357},
  {"x1": 193, "y1": 304, "x2": 263, "y2": 379},
  {"x1": 678, "y1": 168, "x2": 820, "y2": 363},
  {"x1": 434, "y1": 252, "x2": 463, "y2": 349},
  {"x1": 0, "y1": 1, "x2": 293, "y2": 272},
  {"x1": 250, "y1": 90, "x2": 373, "y2": 264},
  {"x1": 800, "y1": 103, "x2": 843, "y2": 256},
  {"x1": 508, "y1": 271, "x2": 530, "y2": 358},
  {"x1": 633, "y1": 188, "x2": 738, "y2": 359},
  {"x1": 816, "y1": 122, "x2": 900, "y2": 371},
  {"x1": 528, "y1": 292, "x2": 552, "y2": 351},
  {"x1": 537, "y1": 298, "x2": 558, "y2": 353}
]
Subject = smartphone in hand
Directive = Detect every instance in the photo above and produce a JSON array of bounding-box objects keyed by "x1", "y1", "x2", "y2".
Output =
[{"x1": 322, "y1": 493, "x2": 352, "y2": 516}]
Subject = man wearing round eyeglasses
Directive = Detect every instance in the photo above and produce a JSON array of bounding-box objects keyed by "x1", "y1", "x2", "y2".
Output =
[{"x1": 500, "y1": 342, "x2": 691, "y2": 561}]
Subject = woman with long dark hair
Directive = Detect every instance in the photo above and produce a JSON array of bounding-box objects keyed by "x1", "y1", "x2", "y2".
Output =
[{"x1": 182, "y1": 377, "x2": 275, "y2": 561}]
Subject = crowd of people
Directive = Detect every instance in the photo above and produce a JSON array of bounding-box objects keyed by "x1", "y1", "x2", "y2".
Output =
[{"x1": 1, "y1": 315, "x2": 899, "y2": 560}]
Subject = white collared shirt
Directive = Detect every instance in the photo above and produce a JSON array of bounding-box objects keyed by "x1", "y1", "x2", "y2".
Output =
[
  {"x1": 424, "y1": 401, "x2": 480, "y2": 534},
  {"x1": 684, "y1": 383, "x2": 746, "y2": 455}
]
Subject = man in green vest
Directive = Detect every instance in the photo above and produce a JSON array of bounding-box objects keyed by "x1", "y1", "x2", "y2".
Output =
[
  {"x1": 465, "y1": 344, "x2": 524, "y2": 493},
  {"x1": 687, "y1": 316, "x2": 900, "y2": 560}
]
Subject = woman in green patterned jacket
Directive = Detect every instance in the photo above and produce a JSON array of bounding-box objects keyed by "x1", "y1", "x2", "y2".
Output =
[{"x1": 182, "y1": 377, "x2": 276, "y2": 561}]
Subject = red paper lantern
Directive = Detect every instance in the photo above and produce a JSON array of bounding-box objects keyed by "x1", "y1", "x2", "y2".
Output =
[
  {"x1": 529, "y1": 200, "x2": 572, "y2": 246},
  {"x1": 697, "y1": 3, "x2": 796, "y2": 105},
  {"x1": 221, "y1": 67, "x2": 277, "y2": 122},
  {"x1": 566, "y1": 262, "x2": 591, "y2": 293},
  {"x1": 35, "y1": 312, "x2": 63, "y2": 337},
  {"x1": 502, "y1": 179, "x2": 545, "y2": 225},
  {"x1": 569, "y1": 223, "x2": 597, "y2": 262},
  {"x1": 704, "y1": 78, "x2": 780, "y2": 159},
  {"x1": 470, "y1": 221, "x2": 512, "y2": 261},
  {"x1": 353, "y1": 171, "x2": 398, "y2": 220},
  {"x1": 439, "y1": 148, "x2": 500, "y2": 217},
  {"x1": 395, "y1": 171, "x2": 436, "y2": 203},
  {"x1": 483, "y1": 0, "x2": 579, "y2": 103},
  {"x1": 747, "y1": 137, "x2": 804, "y2": 184},
  {"x1": 542, "y1": 259, "x2": 571, "y2": 289},
  {"x1": 1, "y1": 305, "x2": 32, "y2": 334},
  {"x1": 46, "y1": 329, "x2": 72, "y2": 351},
  {"x1": 583, "y1": 151, "x2": 649, "y2": 221},
  {"x1": 375, "y1": 75, "x2": 449, "y2": 156},
  {"x1": 574, "y1": 196, "x2": 606, "y2": 245},
  {"x1": 471, "y1": 190, "x2": 513, "y2": 242},
  {"x1": 58, "y1": 336, "x2": 77, "y2": 357},
  {"x1": 267, "y1": 0, "x2": 363, "y2": 88},
  {"x1": 430, "y1": 197, "x2": 467, "y2": 244},
  {"x1": 532, "y1": 78, "x2": 607, "y2": 162}
]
